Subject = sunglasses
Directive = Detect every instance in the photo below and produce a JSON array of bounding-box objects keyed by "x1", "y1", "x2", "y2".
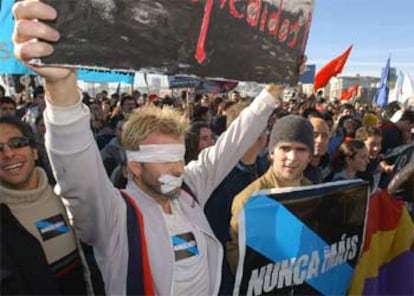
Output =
[{"x1": 0, "y1": 137, "x2": 32, "y2": 152}]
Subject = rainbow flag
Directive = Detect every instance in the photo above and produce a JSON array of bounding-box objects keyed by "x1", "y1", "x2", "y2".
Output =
[{"x1": 349, "y1": 190, "x2": 414, "y2": 294}]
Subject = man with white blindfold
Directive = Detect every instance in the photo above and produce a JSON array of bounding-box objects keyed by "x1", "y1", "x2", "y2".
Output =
[{"x1": 11, "y1": 1, "x2": 300, "y2": 294}]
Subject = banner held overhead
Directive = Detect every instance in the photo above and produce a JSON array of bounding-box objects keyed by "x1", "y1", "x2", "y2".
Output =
[{"x1": 38, "y1": 0, "x2": 315, "y2": 85}]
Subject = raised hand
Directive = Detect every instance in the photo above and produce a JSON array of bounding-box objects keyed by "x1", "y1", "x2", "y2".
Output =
[{"x1": 13, "y1": 0, "x2": 79, "y2": 106}]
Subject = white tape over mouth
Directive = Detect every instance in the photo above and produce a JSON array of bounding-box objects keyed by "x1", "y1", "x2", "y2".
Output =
[{"x1": 159, "y1": 174, "x2": 184, "y2": 194}]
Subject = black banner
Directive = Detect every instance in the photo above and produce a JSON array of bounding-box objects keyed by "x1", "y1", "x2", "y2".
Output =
[{"x1": 40, "y1": 0, "x2": 315, "y2": 84}]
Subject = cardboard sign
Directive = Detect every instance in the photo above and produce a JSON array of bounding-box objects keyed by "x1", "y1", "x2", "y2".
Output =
[{"x1": 39, "y1": 0, "x2": 315, "y2": 84}]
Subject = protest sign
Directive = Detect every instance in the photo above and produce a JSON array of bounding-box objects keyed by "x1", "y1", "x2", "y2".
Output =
[
  {"x1": 167, "y1": 76, "x2": 202, "y2": 89},
  {"x1": 234, "y1": 180, "x2": 369, "y2": 295},
  {"x1": 167, "y1": 75, "x2": 238, "y2": 93},
  {"x1": 39, "y1": 0, "x2": 315, "y2": 84},
  {"x1": 299, "y1": 64, "x2": 315, "y2": 84}
]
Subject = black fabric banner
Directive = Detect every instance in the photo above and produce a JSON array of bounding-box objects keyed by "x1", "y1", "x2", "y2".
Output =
[{"x1": 40, "y1": 0, "x2": 315, "y2": 84}]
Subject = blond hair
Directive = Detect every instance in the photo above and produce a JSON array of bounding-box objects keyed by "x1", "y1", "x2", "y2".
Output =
[{"x1": 122, "y1": 105, "x2": 190, "y2": 150}]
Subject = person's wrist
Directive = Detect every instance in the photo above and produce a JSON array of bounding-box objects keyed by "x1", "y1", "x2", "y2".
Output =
[
  {"x1": 265, "y1": 84, "x2": 284, "y2": 99},
  {"x1": 44, "y1": 70, "x2": 80, "y2": 107}
]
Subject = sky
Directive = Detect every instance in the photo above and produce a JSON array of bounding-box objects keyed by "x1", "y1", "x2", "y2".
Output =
[{"x1": 306, "y1": 0, "x2": 414, "y2": 77}]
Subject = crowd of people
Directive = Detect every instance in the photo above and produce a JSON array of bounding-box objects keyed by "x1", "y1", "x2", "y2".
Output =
[{"x1": 1, "y1": 0, "x2": 414, "y2": 295}]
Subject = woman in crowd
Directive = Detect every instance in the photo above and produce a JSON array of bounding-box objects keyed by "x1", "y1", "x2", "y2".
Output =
[{"x1": 332, "y1": 139, "x2": 369, "y2": 181}]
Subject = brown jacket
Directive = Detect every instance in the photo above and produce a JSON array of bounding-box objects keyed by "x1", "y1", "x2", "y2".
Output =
[{"x1": 227, "y1": 168, "x2": 312, "y2": 272}]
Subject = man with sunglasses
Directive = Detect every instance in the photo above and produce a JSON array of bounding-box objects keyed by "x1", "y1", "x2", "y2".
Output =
[{"x1": 0, "y1": 116, "x2": 92, "y2": 294}]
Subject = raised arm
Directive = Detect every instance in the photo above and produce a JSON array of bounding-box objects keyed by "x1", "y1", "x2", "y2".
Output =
[
  {"x1": 184, "y1": 85, "x2": 283, "y2": 207},
  {"x1": 12, "y1": 1, "x2": 126, "y2": 250},
  {"x1": 183, "y1": 56, "x2": 306, "y2": 206},
  {"x1": 13, "y1": 1, "x2": 79, "y2": 107}
]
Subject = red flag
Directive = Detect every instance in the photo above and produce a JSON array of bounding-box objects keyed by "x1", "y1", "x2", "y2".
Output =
[
  {"x1": 341, "y1": 84, "x2": 359, "y2": 101},
  {"x1": 314, "y1": 45, "x2": 353, "y2": 91}
]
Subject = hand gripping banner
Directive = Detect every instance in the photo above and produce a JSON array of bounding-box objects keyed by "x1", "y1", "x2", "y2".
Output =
[{"x1": 39, "y1": 0, "x2": 315, "y2": 84}]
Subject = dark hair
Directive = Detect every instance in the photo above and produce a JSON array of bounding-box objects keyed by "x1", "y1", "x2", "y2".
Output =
[
  {"x1": 159, "y1": 96, "x2": 175, "y2": 107},
  {"x1": 192, "y1": 106, "x2": 210, "y2": 122},
  {"x1": 400, "y1": 110, "x2": 414, "y2": 123},
  {"x1": 337, "y1": 114, "x2": 354, "y2": 129},
  {"x1": 82, "y1": 92, "x2": 93, "y2": 105},
  {"x1": 385, "y1": 101, "x2": 401, "y2": 119},
  {"x1": 120, "y1": 95, "x2": 136, "y2": 107},
  {"x1": 0, "y1": 96, "x2": 17, "y2": 108},
  {"x1": 111, "y1": 93, "x2": 120, "y2": 99},
  {"x1": 303, "y1": 108, "x2": 322, "y2": 119},
  {"x1": 0, "y1": 116, "x2": 36, "y2": 148},
  {"x1": 33, "y1": 86, "x2": 44, "y2": 98},
  {"x1": 322, "y1": 111, "x2": 333, "y2": 122},
  {"x1": 100, "y1": 97, "x2": 111, "y2": 105},
  {"x1": 333, "y1": 140, "x2": 366, "y2": 172},
  {"x1": 212, "y1": 96, "x2": 224, "y2": 108},
  {"x1": 339, "y1": 103, "x2": 355, "y2": 115},
  {"x1": 184, "y1": 121, "x2": 211, "y2": 163},
  {"x1": 0, "y1": 85, "x2": 5, "y2": 96},
  {"x1": 35, "y1": 114, "x2": 45, "y2": 126}
]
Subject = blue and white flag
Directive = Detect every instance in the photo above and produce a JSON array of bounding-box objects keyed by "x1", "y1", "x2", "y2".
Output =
[{"x1": 234, "y1": 180, "x2": 369, "y2": 296}]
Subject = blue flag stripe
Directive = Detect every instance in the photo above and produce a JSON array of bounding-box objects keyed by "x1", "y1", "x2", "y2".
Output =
[
  {"x1": 244, "y1": 195, "x2": 353, "y2": 295},
  {"x1": 171, "y1": 236, "x2": 199, "y2": 255},
  {"x1": 35, "y1": 220, "x2": 69, "y2": 234}
]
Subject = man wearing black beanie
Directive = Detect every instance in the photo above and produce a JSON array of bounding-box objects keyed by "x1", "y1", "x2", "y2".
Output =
[{"x1": 227, "y1": 114, "x2": 314, "y2": 272}]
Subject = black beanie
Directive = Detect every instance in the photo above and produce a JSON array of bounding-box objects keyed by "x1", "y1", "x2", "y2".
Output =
[{"x1": 268, "y1": 115, "x2": 314, "y2": 153}]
